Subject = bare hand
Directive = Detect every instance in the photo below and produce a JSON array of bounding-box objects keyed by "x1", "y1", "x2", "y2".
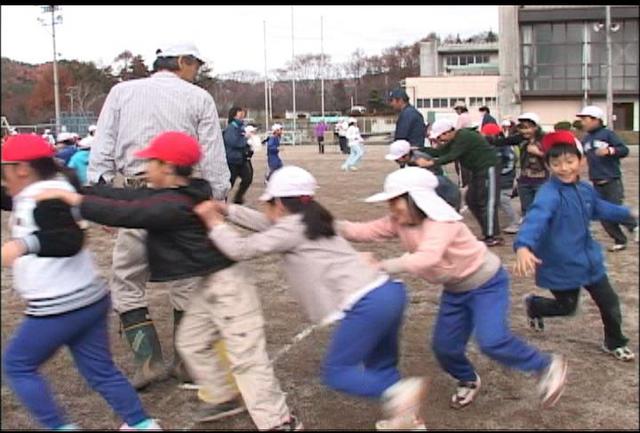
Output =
[
  {"x1": 526, "y1": 144, "x2": 543, "y2": 156},
  {"x1": 194, "y1": 200, "x2": 226, "y2": 228},
  {"x1": 415, "y1": 157, "x2": 434, "y2": 168},
  {"x1": 514, "y1": 247, "x2": 542, "y2": 277},
  {"x1": 1, "y1": 239, "x2": 26, "y2": 267},
  {"x1": 595, "y1": 147, "x2": 609, "y2": 157},
  {"x1": 34, "y1": 189, "x2": 82, "y2": 206}
]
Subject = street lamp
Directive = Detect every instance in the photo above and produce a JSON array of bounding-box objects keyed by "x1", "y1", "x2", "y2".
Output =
[
  {"x1": 38, "y1": 5, "x2": 63, "y2": 135},
  {"x1": 593, "y1": 6, "x2": 621, "y2": 127}
]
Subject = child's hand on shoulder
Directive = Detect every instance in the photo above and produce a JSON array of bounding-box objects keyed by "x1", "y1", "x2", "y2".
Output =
[
  {"x1": 1, "y1": 239, "x2": 27, "y2": 267},
  {"x1": 514, "y1": 247, "x2": 542, "y2": 277},
  {"x1": 34, "y1": 189, "x2": 82, "y2": 206},
  {"x1": 194, "y1": 200, "x2": 226, "y2": 228}
]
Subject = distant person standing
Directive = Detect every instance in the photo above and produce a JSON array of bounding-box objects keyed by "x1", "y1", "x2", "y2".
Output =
[
  {"x1": 54, "y1": 132, "x2": 78, "y2": 165},
  {"x1": 266, "y1": 123, "x2": 284, "y2": 180},
  {"x1": 337, "y1": 119, "x2": 349, "y2": 154},
  {"x1": 453, "y1": 101, "x2": 472, "y2": 130},
  {"x1": 223, "y1": 106, "x2": 254, "y2": 205},
  {"x1": 315, "y1": 121, "x2": 328, "y2": 154},
  {"x1": 479, "y1": 106, "x2": 497, "y2": 128},
  {"x1": 389, "y1": 88, "x2": 425, "y2": 149},
  {"x1": 68, "y1": 136, "x2": 92, "y2": 186},
  {"x1": 514, "y1": 112, "x2": 547, "y2": 218}
]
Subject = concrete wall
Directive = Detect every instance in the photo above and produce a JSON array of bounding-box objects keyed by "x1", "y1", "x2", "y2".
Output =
[{"x1": 498, "y1": 5, "x2": 522, "y2": 121}]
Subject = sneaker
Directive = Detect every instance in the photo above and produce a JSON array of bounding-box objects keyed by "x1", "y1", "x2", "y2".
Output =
[
  {"x1": 450, "y1": 374, "x2": 481, "y2": 409},
  {"x1": 195, "y1": 396, "x2": 247, "y2": 423},
  {"x1": 269, "y1": 415, "x2": 304, "y2": 431},
  {"x1": 120, "y1": 418, "x2": 162, "y2": 430},
  {"x1": 523, "y1": 295, "x2": 544, "y2": 332},
  {"x1": 381, "y1": 377, "x2": 428, "y2": 420},
  {"x1": 349, "y1": 166, "x2": 358, "y2": 171},
  {"x1": 375, "y1": 414, "x2": 427, "y2": 430},
  {"x1": 602, "y1": 344, "x2": 635, "y2": 362},
  {"x1": 634, "y1": 227, "x2": 639, "y2": 243},
  {"x1": 537, "y1": 354, "x2": 568, "y2": 408},
  {"x1": 608, "y1": 244, "x2": 627, "y2": 252},
  {"x1": 483, "y1": 237, "x2": 504, "y2": 247},
  {"x1": 502, "y1": 224, "x2": 520, "y2": 234}
]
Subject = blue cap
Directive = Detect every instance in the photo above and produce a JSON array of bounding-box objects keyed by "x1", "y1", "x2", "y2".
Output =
[{"x1": 389, "y1": 88, "x2": 409, "y2": 101}]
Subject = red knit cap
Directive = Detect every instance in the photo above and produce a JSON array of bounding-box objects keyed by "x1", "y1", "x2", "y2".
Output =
[{"x1": 541, "y1": 131, "x2": 578, "y2": 154}]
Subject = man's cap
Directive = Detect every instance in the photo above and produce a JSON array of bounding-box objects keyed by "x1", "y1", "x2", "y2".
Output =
[
  {"x1": 480, "y1": 123, "x2": 502, "y2": 137},
  {"x1": 134, "y1": 131, "x2": 202, "y2": 166},
  {"x1": 429, "y1": 119, "x2": 456, "y2": 139},
  {"x1": 259, "y1": 165, "x2": 317, "y2": 201},
  {"x1": 385, "y1": 140, "x2": 411, "y2": 161},
  {"x1": 2, "y1": 134, "x2": 55, "y2": 163},
  {"x1": 156, "y1": 42, "x2": 204, "y2": 63},
  {"x1": 576, "y1": 105, "x2": 604, "y2": 120},
  {"x1": 517, "y1": 112, "x2": 540, "y2": 126},
  {"x1": 541, "y1": 131, "x2": 583, "y2": 154},
  {"x1": 271, "y1": 123, "x2": 283, "y2": 132},
  {"x1": 389, "y1": 88, "x2": 409, "y2": 100},
  {"x1": 453, "y1": 100, "x2": 467, "y2": 109}
]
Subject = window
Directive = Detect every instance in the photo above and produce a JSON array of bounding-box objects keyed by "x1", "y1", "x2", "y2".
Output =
[
  {"x1": 432, "y1": 98, "x2": 441, "y2": 108},
  {"x1": 485, "y1": 97, "x2": 497, "y2": 106},
  {"x1": 424, "y1": 99, "x2": 431, "y2": 108},
  {"x1": 450, "y1": 98, "x2": 461, "y2": 107},
  {"x1": 416, "y1": 99, "x2": 424, "y2": 108},
  {"x1": 439, "y1": 98, "x2": 449, "y2": 108}
]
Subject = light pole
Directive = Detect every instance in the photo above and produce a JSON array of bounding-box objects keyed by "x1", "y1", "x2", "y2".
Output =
[
  {"x1": 39, "y1": 5, "x2": 62, "y2": 135},
  {"x1": 594, "y1": 6, "x2": 621, "y2": 127},
  {"x1": 291, "y1": 6, "x2": 296, "y2": 146}
]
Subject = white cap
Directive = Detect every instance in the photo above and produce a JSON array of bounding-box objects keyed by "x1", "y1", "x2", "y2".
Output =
[
  {"x1": 385, "y1": 140, "x2": 411, "y2": 161},
  {"x1": 453, "y1": 100, "x2": 466, "y2": 109},
  {"x1": 271, "y1": 123, "x2": 283, "y2": 132},
  {"x1": 517, "y1": 112, "x2": 540, "y2": 125},
  {"x1": 56, "y1": 132, "x2": 75, "y2": 142},
  {"x1": 245, "y1": 125, "x2": 257, "y2": 133},
  {"x1": 79, "y1": 136, "x2": 94, "y2": 149},
  {"x1": 348, "y1": 117, "x2": 357, "y2": 124},
  {"x1": 44, "y1": 129, "x2": 51, "y2": 134},
  {"x1": 365, "y1": 167, "x2": 462, "y2": 222},
  {"x1": 501, "y1": 119, "x2": 512, "y2": 127},
  {"x1": 576, "y1": 105, "x2": 604, "y2": 120},
  {"x1": 88, "y1": 124, "x2": 97, "y2": 133},
  {"x1": 429, "y1": 119, "x2": 456, "y2": 139},
  {"x1": 259, "y1": 165, "x2": 317, "y2": 201},
  {"x1": 156, "y1": 42, "x2": 204, "y2": 63}
]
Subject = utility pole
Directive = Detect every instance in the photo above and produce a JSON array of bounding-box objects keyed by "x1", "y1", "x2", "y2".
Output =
[
  {"x1": 39, "y1": 6, "x2": 62, "y2": 135},
  {"x1": 320, "y1": 16, "x2": 325, "y2": 122},
  {"x1": 263, "y1": 20, "x2": 270, "y2": 132},
  {"x1": 605, "y1": 5, "x2": 613, "y2": 127},
  {"x1": 291, "y1": 6, "x2": 296, "y2": 146}
]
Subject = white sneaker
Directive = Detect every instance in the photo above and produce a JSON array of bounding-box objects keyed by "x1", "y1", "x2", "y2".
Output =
[
  {"x1": 120, "y1": 419, "x2": 162, "y2": 430},
  {"x1": 502, "y1": 224, "x2": 520, "y2": 234},
  {"x1": 450, "y1": 374, "x2": 481, "y2": 409},
  {"x1": 376, "y1": 414, "x2": 427, "y2": 430},
  {"x1": 381, "y1": 377, "x2": 428, "y2": 420},
  {"x1": 608, "y1": 244, "x2": 627, "y2": 252},
  {"x1": 537, "y1": 354, "x2": 568, "y2": 409},
  {"x1": 633, "y1": 226, "x2": 639, "y2": 243},
  {"x1": 349, "y1": 166, "x2": 358, "y2": 171}
]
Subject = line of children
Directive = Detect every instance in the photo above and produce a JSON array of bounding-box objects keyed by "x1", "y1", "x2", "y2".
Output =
[
  {"x1": 193, "y1": 166, "x2": 428, "y2": 430},
  {"x1": 514, "y1": 130, "x2": 635, "y2": 361},
  {"x1": 338, "y1": 167, "x2": 568, "y2": 411},
  {"x1": 33, "y1": 131, "x2": 299, "y2": 430},
  {"x1": 0, "y1": 134, "x2": 160, "y2": 431}
]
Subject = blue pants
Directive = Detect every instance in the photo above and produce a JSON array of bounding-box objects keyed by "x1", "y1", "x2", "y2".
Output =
[
  {"x1": 341, "y1": 144, "x2": 364, "y2": 169},
  {"x1": 2, "y1": 295, "x2": 148, "y2": 429},
  {"x1": 432, "y1": 268, "x2": 550, "y2": 382},
  {"x1": 517, "y1": 182, "x2": 543, "y2": 216},
  {"x1": 322, "y1": 280, "x2": 406, "y2": 398}
]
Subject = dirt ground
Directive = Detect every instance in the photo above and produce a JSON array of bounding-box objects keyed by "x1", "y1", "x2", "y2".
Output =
[{"x1": 2, "y1": 143, "x2": 639, "y2": 430}]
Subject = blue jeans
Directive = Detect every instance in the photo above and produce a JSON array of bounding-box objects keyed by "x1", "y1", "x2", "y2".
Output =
[
  {"x1": 322, "y1": 280, "x2": 406, "y2": 398},
  {"x1": 2, "y1": 295, "x2": 148, "y2": 429},
  {"x1": 432, "y1": 268, "x2": 550, "y2": 382},
  {"x1": 517, "y1": 181, "x2": 543, "y2": 216},
  {"x1": 341, "y1": 144, "x2": 364, "y2": 169}
]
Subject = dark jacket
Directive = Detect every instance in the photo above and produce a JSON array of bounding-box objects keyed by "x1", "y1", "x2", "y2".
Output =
[
  {"x1": 517, "y1": 131, "x2": 548, "y2": 185},
  {"x1": 481, "y1": 113, "x2": 497, "y2": 127},
  {"x1": 223, "y1": 121, "x2": 250, "y2": 166},
  {"x1": 423, "y1": 128, "x2": 498, "y2": 174},
  {"x1": 394, "y1": 104, "x2": 425, "y2": 148},
  {"x1": 485, "y1": 135, "x2": 517, "y2": 190},
  {"x1": 267, "y1": 135, "x2": 283, "y2": 170},
  {"x1": 514, "y1": 176, "x2": 631, "y2": 290},
  {"x1": 79, "y1": 179, "x2": 234, "y2": 282},
  {"x1": 581, "y1": 126, "x2": 629, "y2": 181}
]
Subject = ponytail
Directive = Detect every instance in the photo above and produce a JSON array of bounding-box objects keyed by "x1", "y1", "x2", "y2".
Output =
[
  {"x1": 278, "y1": 196, "x2": 336, "y2": 240},
  {"x1": 28, "y1": 157, "x2": 81, "y2": 191}
]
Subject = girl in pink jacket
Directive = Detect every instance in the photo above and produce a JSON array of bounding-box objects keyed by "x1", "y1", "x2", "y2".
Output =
[{"x1": 339, "y1": 167, "x2": 567, "y2": 411}]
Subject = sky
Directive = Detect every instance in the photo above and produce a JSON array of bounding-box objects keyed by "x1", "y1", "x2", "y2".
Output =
[{"x1": 1, "y1": 5, "x2": 499, "y2": 76}]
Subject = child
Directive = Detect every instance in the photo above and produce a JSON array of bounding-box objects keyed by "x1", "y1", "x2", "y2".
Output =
[
  {"x1": 34, "y1": 131, "x2": 299, "y2": 430},
  {"x1": 0, "y1": 134, "x2": 160, "y2": 431},
  {"x1": 266, "y1": 123, "x2": 284, "y2": 180},
  {"x1": 576, "y1": 105, "x2": 639, "y2": 251},
  {"x1": 341, "y1": 117, "x2": 365, "y2": 171},
  {"x1": 67, "y1": 137, "x2": 91, "y2": 186},
  {"x1": 514, "y1": 131, "x2": 635, "y2": 362},
  {"x1": 339, "y1": 167, "x2": 568, "y2": 410},
  {"x1": 514, "y1": 113, "x2": 547, "y2": 218},
  {"x1": 194, "y1": 165, "x2": 428, "y2": 430}
]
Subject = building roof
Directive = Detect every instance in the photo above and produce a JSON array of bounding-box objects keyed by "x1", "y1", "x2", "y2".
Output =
[{"x1": 438, "y1": 42, "x2": 499, "y2": 53}]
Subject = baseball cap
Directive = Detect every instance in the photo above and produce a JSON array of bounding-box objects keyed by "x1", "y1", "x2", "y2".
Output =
[
  {"x1": 348, "y1": 117, "x2": 357, "y2": 124},
  {"x1": 389, "y1": 88, "x2": 409, "y2": 100},
  {"x1": 88, "y1": 124, "x2": 97, "y2": 133},
  {"x1": 385, "y1": 140, "x2": 411, "y2": 161},
  {"x1": 453, "y1": 100, "x2": 467, "y2": 109},
  {"x1": 245, "y1": 125, "x2": 257, "y2": 133},
  {"x1": 78, "y1": 136, "x2": 94, "y2": 149},
  {"x1": 56, "y1": 132, "x2": 76, "y2": 143},
  {"x1": 429, "y1": 119, "x2": 456, "y2": 139},
  {"x1": 541, "y1": 131, "x2": 583, "y2": 154},
  {"x1": 271, "y1": 123, "x2": 283, "y2": 132},
  {"x1": 259, "y1": 165, "x2": 317, "y2": 201},
  {"x1": 156, "y1": 42, "x2": 204, "y2": 63},
  {"x1": 576, "y1": 105, "x2": 604, "y2": 120},
  {"x1": 480, "y1": 123, "x2": 502, "y2": 137},
  {"x1": 134, "y1": 131, "x2": 202, "y2": 166},
  {"x1": 517, "y1": 112, "x2": 540, "y2": 125},
  {"x1": 2, "y1": 134, "x2": 55, "y2": 163},
  {"x1": 501, "y1": 119, "x2": 512, "y2": 127},
  {"x1": 365, "y1": 167, "x2": 462, "y2": 222}
]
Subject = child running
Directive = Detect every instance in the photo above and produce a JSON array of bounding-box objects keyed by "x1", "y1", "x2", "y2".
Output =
[
  {"x1": 338, "y1": 166, "x2": 568, "y2": 410},
  {"x1": 194, "y1": 165, "x2": 428, "y2": 430},
  {"x1": 514, "y1": 131, "x2": 635, "y2": 361},
  {"x1": 0, "y1": 134, "x2": 160, "y2": 430},
  {"x1": 341, "y1": 117, "x2": 365, "y2": 171},
  {"x1": 33, "y1": 131, "x2": 299, "y2": 430}
]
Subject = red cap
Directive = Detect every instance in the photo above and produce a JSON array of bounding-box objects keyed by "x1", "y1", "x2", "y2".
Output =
[
  {"x1": 134, "y1": 131, "x2": 202, "y2": 166},
  {"x1": 1, "y1": 134, "x2": 55, "y2": 163},
  {"x1": 541, "y1": 131, "x2": 578, "y2": 154},
  {"x1": 480, "y1": 123, "x2": 502, "y2": 137}
]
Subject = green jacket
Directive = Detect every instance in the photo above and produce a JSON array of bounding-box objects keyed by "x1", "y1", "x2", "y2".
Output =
[{"x1": 424, "y1": 128, "x2": 498, "y2": 173}]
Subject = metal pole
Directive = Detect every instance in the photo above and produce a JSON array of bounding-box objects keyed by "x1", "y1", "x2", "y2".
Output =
[
  {"x1": 605, "y1": 5, "x2": 613, "y2": 127},
  {"x1": 268, "y1": 81, "x2": 273, "y2": 122},
  {"x1": 50, "y1": 7, "x2": 61, "y2": 135},
  {"x1": 291, "y1": 6, "x2": 296, "y2": 146},
  {"x1": 263, "y1": 20, "x2": 269, "y2": 131},
  {"x1": 582, "y1": 23, "x2": 589, "y2": 106},
  {"x1": 320, "y1": 16, "x2": 325, "y2": 122}
]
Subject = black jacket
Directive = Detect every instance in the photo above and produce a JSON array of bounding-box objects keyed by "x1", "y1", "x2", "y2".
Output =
[{"x1": 79, "y1": 179, "x2": 234, "y2": 282}]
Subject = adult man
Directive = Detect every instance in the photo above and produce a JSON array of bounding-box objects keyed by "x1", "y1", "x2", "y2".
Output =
[
  {"x1": 88, "y1": 42, "x2": 231, "y2": 390},
  {"x1": 423, "y1": 119, "x2": 503, "y2": 246},
  {"x1": 223, "y1": 106, "x2": 253, "y2": 204},
  {"x1": 479, "y1": 106, "x2": 497, "y2": 128},
  {"x1": 389, "y1": 88, "x2": 426, "y2": 149}
]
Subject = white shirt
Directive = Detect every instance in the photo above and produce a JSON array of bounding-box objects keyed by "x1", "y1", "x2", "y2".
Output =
[
  {"x1": 88, "y1": 71, "x2": 230, "y2": 199},
  {"x1": 346, "y1": 125, "x2": 363, "y2": 147}
]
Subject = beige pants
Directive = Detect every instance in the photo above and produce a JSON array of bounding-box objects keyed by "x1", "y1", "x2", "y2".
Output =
[
  {"x1": 176, "y1": 264, "x2": 291, "y2": 430},
  {"x1": 110, "y1": 228, "x2": 195, "y2": 313}
]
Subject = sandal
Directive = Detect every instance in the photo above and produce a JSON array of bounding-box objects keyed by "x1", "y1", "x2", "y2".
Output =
[{"x1": 602, "y1": 345, "x2": 635, "y2": 362}]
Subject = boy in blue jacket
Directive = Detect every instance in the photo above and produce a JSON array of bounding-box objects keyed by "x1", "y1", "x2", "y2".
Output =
[
  {"x1": 514, "y1": 131, "x2": 635, "y2": 362},
  {"x1": 266, "y1": 123, "x2": 284, "y2": 180},
  {"x1": 577, "y1": 105, "x2": 638, "y2": 251}
]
